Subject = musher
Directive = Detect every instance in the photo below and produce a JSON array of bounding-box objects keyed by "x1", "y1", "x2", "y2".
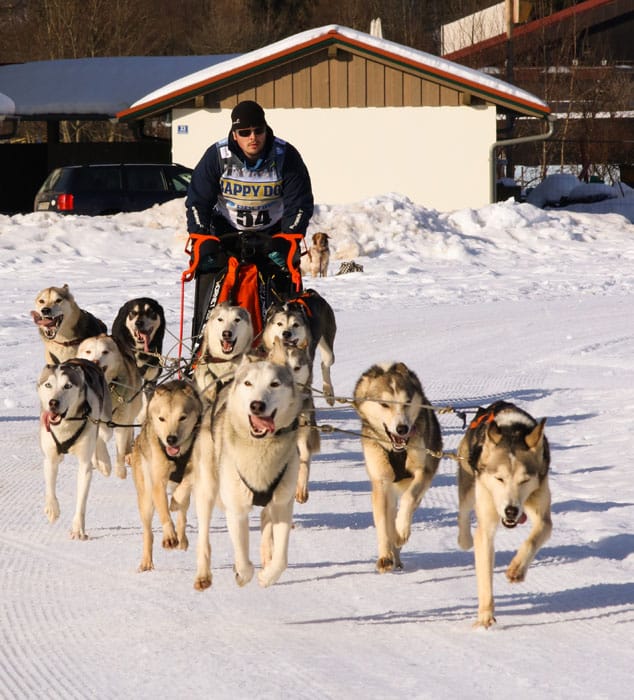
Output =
[{"x1": 185, "y1": 100, "x2": 314, "y2": 344}]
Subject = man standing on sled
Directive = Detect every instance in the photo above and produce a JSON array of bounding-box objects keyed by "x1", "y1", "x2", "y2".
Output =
[{"x1": 185, "y1": 100, "x2": 314, "y2": 343}]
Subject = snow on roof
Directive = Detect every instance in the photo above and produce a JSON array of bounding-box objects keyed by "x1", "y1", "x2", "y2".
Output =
[
  {"x1": 119, "y1": 25, "x2": 550, "y2": 120},
  {"x1": 0, "y1": 92, "x2": 15, "y2": 115},
  {"x1": 0, "y1": 55, "x2": 235, "y2": 118}
]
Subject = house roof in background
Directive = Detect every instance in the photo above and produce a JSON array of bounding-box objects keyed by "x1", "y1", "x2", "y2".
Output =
[
  {"x1": 118, "y1": 25, "x2": 551, "y2": 121},
  {"x1": 444, "y1": 0, "x2": 633, "y2": 63},
  {"x1": 0, "y1": 55, "x2": 235, "y2": 119}
]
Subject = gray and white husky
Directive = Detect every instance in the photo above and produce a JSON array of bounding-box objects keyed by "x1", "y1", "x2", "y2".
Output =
[
  {"x1": 37, "y1": 358, "x2": 112, "y2": 540},
  {"x1": 353, "y1": 362, "x2": 442, "y2": 573},
  {"x1": 457, "y1": 400, "x2": 552, "y2": 628},
  {"x1": 193, "y1": 301, "x2": 253, "y2": 405},
  {"x1": 262, "y1": 289, "x2": 337, "y2": 406},
  {"x1": 193, "y1": 338, "x2": 302, "y2": 591}
]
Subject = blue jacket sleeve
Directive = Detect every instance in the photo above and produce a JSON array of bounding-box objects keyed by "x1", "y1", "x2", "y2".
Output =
[
  {"x1": 280, "y1": 143, "x2": 314, "y2": 236},
  {"x1": 185, "y1": 144, "x2": 222, "y2": 234}
]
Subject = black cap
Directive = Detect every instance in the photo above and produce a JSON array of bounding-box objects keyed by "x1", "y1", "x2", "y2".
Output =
[{"x1": 231, "y1": 100, "x2": 266, "y2": 129}]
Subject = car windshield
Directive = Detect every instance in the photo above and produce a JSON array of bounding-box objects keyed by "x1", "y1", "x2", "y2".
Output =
[{"x1": 169, "y1": 170, "x2": 192, "y2": 193}]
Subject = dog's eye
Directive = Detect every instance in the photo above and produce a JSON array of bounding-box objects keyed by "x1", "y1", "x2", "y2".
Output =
[
  {"x1": 244, "y1": 380, "x2": 252, "y2": 387},
  {"x1": 271, "y1": 381, "x2": 280, "y2": 388},
  {"x1": 495, "y1": 477, "x2": 505, "y2": 483},
  {"x1": 44, "y1": 381, "x2": 52, "y2": 388},
  {"x1": 179, "y1": 414, "x2": 188, "y2": 422},
  {"x1": 158, "y1": 416, "x2": 166, "y2": 422},
  {"x1": 380, "y1": 402, "x2": 390, "y2": 408},
  {"x1": 55, "y1": 298, "x2": 62, "y2": 304},
  {"x1": 63, "y1": 382, "x2": 72, "y2": 390}
]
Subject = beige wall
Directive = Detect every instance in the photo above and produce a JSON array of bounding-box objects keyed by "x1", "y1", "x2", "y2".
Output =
[{"x1": 172, "y1": 106, "x2": 496, "y2": 211}]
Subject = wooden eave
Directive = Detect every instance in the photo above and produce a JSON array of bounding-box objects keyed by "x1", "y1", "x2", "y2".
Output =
[{"x1": 117, "y1": 28, "x2": 550, "y2": 123}]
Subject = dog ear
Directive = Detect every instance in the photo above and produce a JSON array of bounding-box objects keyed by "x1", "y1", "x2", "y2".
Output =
[
  {"x1": 268, "y1": 336, "x2": 287, "y2": 366},
  {"x1": 525, "y1": 418, "x2": 546, "y2": 450},
  {"x1": 486, "y1": 421, "x2": 503, "y2": 445}
]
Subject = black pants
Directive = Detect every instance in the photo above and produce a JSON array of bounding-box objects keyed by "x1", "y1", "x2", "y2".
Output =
[{"x1": 191, "y1": 262, "x2": 298, "y2": 341}]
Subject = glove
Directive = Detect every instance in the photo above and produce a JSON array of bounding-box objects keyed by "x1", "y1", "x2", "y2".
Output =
[
  {"x1": 268, "y1": 250, "x2": 286, "y2": 268},
  {"x1": 197, "y1": 237, "x2": 226, "y2": 273}
]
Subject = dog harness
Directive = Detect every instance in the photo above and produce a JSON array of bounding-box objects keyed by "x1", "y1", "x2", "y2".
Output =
[
  {"x1": 236, "y1": 418, "x2": 300, "y2": 506},
  {"x1": 46, "y1": 399, "x2": 92, "y2": 455},
  {"x1": 388, "y1": 449, "x2": 413, "y2": 483}
]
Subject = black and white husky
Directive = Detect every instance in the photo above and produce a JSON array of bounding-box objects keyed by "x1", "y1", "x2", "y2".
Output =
[{"x1": 37, "y1": 358, "x2": 112, "y2": 540}]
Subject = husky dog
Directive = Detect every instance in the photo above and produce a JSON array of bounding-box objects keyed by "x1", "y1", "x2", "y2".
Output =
[
  {"x1": 284, "y1": 341, "x2": 320, "y2": 504},
  {"x1": 262, "y1": 289, "x2": 336, "y2": 406},
  {"x1": 37, "y1": 358, "x2": 112, "y2": 540},
  {"x1": 301, "y1": 232, "x2": 330, "y2": 278},
  {"x1": 457, "y1": 400, "x2": 552, "y2": 628},
  {"x1": 77, "y1": 333, "x2": 143, "y2": 479},
  {"x1": 193, "y1": 302, "x2": 253, "y2": 405},
  {"x1": 193, "y1": 339, "x2": 302, "y2": 591},
  {"x1": 111, "y1": 297, "x2": 166, "y2": 391},
  {"x1": 353, "y1": 362, "x2": 442, "y2": 573},
  {"x1": 31, "y1": 284, "x2": 107, "y2": 364},
  {"x1": 129, "y1": 380, "x2": 203, "y2": 573}
]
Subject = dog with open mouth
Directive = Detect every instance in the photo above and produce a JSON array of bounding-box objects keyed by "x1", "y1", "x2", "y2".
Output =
[
  {"x1": 262, "y1": 288, "x2": 337, "y2": 406},
  {"x1": 192, "y1": 338, "x2": 302, "y2": 591},
  {"x1": 457, "y1": 400, "x2": 552, "y2": 628},
  {"x1": 353, "y1": 362, "x2": 442, "y2": 574},
  {"x1": 192, "y1": 301, "x2": 253, "y2": 405},
  {"x1": 32, "y1": 284, "x2": 107, "y2": 365},
  {"x1": 111, "y1": 297, "x2": 166, "y2": 394},
  {"x1": 37, "y1": 358, "x2": 112, "y2": 540},
  {"x1": 129, "y1": 379, "x2": 203, "y2": 573}
]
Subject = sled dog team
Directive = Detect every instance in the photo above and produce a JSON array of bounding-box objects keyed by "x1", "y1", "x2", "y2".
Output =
[{"x1": 33, "y1": 283, "x2": 552, "y2": 628}]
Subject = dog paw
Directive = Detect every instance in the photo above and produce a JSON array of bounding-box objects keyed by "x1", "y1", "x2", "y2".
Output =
[
  {"x1": 506, "y1": 558, "x2": 527, "y2": 583},
  {"x1": 162, "y1": 528, "x2": 178, "y2": 549},
  {"x1": 376, "y1": 556, "x2": 394, "y2": 573},
  {"x1": 295, "y1": 486, "x2": 309, "y2": 504},
  {"x1": 178, "y1": 534, "x2": 189, "y2": 551},
  {"x1": 474, "y1": 612, "x2": 496, "y2": 629},
  {"x1": 138, "y1": 560, "x2": 154, "y2": 573},
  {"x1": 94, "y1": 460, "x2": 112, "y2": 477},
  {"x1": 69, "y1": 528, "x2": 88, "y2": 541},
  {"x1": 258, "y1": 566, "x2": 283, "y2": 588},
  {"x1": 233, "y1": 563, "x2": 254, "y2": 587},
  {"x1": 458, "y1": 532, "x2": 474, "y2": 550},
  {"x1": 44, "y1": 499, "x2": 60, "y2": 523},
  {"x1": 194, "y1": 574, "x2": 212, "y2": 591}
]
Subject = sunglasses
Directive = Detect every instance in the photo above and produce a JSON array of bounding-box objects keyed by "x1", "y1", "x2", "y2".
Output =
[{"x1": 235, "y1": 126, "x2": 265, "y2": 137}]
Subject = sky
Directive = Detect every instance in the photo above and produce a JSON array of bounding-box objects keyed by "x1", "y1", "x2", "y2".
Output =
[{"x1": 1, "y1": 189, "x2": 634, "y2": 699}]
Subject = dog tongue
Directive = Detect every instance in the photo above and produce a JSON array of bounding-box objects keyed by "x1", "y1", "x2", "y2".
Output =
[
  {"x1": 31, "y1": 311, "x2": 54, "y2": 327},
  {"x1": 41, "y1": 411, "x2": 57, "y2": 432},
  {"x1": 166, "y1": 445, "x2": 180, "y2": 457},
  {"x1": 139, "y1": 331, "x2": 150, "y2": 352},
  {"x1": 251, "y1": 414, "x2": 275, "y2": 433},
  {"x1": 519, "y1": 512, "x2": 528, "y2": 524}
]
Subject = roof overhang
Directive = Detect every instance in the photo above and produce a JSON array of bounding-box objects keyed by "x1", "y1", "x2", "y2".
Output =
[{"x1": 117, "y1": 25, "x2": 551, "y2": 123}]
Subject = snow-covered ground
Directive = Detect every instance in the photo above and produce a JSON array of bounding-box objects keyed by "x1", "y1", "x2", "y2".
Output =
[{"x1": 1, "y1": 193, "x2": 633, "y2": 698}]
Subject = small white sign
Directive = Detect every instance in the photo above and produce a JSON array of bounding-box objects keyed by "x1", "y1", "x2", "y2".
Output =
[{"x1": 177, "y1": 125, "x2": 189, "y2": 134}]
